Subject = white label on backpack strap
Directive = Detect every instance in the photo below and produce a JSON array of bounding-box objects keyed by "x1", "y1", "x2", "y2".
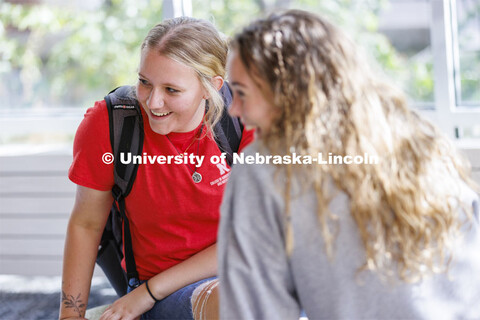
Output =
[{"x1": 114, "y1": 105, "x2": 136, "y2": 109}]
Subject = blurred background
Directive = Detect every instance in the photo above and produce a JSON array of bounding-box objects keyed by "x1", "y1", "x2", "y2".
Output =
[
  {"x1": 0, "y1": 0, "x2": 479, "y2": 149},
  {"x1": 0, "y1": 0, "x2": 479, "y2": 319}
]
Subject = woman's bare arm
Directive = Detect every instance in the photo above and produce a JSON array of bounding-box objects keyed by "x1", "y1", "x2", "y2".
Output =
[{"x1": 59, "y1": 185, "x2": 112, "y2": 320}]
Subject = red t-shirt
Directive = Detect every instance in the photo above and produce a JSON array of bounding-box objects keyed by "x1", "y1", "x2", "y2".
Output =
[{"x1": 69, "y1": 100, "x2": 254, "y2": 279}]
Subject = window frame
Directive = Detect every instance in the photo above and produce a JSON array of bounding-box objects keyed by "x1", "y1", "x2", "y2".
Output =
[{"x1": 425, "y1": 0, "x2": 480, "y2": 139}]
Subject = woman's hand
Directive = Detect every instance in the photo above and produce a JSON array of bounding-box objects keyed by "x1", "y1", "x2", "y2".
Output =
[{"x1": 99, "y1": 284, "x2": 155, "y2": 320}]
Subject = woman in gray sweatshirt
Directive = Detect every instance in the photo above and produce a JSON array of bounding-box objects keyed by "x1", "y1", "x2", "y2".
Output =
[{"x1": 219, "y1": 9, "x2": 480, "y2": 320}]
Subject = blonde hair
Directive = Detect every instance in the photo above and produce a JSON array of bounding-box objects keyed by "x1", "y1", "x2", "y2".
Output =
[
  {"x1": 140, "y1": 16, "x2": 228, "y2": 132},
  {"x1": 231, "y1": 10, "x2": 479, "y2": 282}
]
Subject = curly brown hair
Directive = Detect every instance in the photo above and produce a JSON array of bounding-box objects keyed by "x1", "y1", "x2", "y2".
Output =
[{"x1": 230, "y1": 9, "x2": 478, "y2": 282}]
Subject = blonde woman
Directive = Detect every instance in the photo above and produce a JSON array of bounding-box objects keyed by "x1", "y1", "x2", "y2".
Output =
[
  {"x1": 60, "y1": 17, "x2": 253, "y2": 320},
  {"x1": 219, "y1": 10, "x2": 480, "y2": 319}
]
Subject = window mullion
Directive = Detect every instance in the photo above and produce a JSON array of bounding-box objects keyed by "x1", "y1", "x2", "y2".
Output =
[
  {"x1": 162, "y1": 0, "x2": 193, "y2": 19},
  {"x1": 431, "y1": 0, "x2": 457, "y2": 138}
]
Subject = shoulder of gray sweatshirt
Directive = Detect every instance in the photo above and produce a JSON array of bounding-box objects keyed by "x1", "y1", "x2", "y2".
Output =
[{"x1": 218, "y1": 140, "x2": 480, "y2": 320}]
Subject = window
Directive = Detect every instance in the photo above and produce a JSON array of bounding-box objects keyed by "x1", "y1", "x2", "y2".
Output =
[
  {"x1": 0, "y1": 0, "x2": 479, "y2": 152},
  {"x1": 377, "y1": 0, "x2": 434, "y2": 108},
  {"x1": 453, "y1": 0, "x2": 480, "y2": 107},
  {"x1": 429, "y1": 0, "x2": 480, "y2": 139}
]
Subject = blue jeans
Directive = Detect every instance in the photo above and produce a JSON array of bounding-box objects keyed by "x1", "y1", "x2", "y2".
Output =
[{"x1": 128, "y1": 277, "x2": 217, "y2": 320}]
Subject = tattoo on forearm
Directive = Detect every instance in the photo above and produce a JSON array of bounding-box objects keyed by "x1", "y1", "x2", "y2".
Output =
[{"x1": 62, "y1": 291, "x2": 86, "y2": 317}]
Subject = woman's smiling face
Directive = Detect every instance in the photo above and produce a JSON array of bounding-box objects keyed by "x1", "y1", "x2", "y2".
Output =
[
  {"x1": 227, "y1": 49, "x2": 275, "y2": 138},
  {"x1": 136, "y1": 49, "x2": 208, "y2": 135}
]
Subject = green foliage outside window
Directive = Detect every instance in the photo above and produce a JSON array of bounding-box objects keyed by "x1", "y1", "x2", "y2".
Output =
[
  {"x1": 0, "y1": 0, "x2": 477, "y2": 110},
  {"x1": 0, "y1": 0, "x2": 162, "y2": 108}
]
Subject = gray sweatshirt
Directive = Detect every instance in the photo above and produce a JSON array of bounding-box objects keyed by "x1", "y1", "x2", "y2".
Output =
[{"x1": 218, "y1": 141, "x2": 480, "y2": 320}]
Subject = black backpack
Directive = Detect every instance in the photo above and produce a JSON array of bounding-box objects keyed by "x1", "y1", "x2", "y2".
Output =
[{"x1": 96, "y1": 84, "x2": 243, "y2": 297}]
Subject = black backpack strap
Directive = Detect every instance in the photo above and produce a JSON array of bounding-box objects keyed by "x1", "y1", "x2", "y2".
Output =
[
  {"x1": 106, "y1": 85, "x2": 144, "y2": 196},
  {"x1": 213, "y1": 83, "x2": 244, "y2": 166},
  {"x1": 111, "y1": 190, "x2": 138, "y2": 284},
  {"x1": 105, "y1": 85, "x2": 144, "y2": 287}
]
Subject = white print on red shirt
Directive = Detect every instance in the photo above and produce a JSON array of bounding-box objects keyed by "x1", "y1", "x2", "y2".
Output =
[{"x1": 209, "y1": 158, "x2": 231, "y2": 186}]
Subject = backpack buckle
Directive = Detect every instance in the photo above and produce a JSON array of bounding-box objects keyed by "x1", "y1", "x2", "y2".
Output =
[{"x1": 128, "y1": 275, "x2": 140, "y2": 289}]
